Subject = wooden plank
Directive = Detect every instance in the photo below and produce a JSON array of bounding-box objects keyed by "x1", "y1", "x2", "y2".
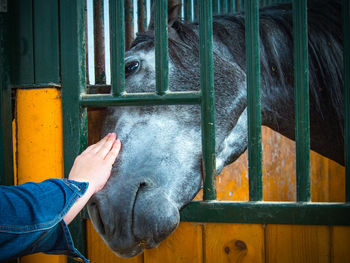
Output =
[
  {"x1": 144, "y1": 222, "x2": 203, "y2": 263},
  {"x1": 332, "y1": 226, "x2": 350, "y2": 263},
  {"x1": 204, "y1": 223, "x2": 264, "y2": 263},
  {"x1": 310, "y1": 151, "x2": 330, "y2": 202},
  {"x1": 261, "y1": 127, "x2": 296, "y2": 201},
  {"x1": 328, "y1": 159, "x2": 345, "y2": 202},
  {"x1": 87, "y1": 220, "x2": 143, "y2": 263},
  {"x1": 265, "y1": 225, "x2": 330, "y2": 263}
]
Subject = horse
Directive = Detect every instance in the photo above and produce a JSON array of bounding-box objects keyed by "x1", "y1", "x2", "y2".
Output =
[{"x1": 87, "y1": 0, "x2": 344, "y2": 257}]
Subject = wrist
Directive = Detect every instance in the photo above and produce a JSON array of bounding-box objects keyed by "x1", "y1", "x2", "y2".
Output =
[{"x1": 70, "y1": 178, "x2": 97, "y2": 196}]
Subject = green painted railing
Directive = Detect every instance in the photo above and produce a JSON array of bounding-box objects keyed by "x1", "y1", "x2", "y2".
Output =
[
  {"x1": 245, "y1": 0, "x2": 262, "y2": 201},
  {"x1": 344, "y1": 0, "x2": 350, "y2": 203},
  {"x1": 1, "y1": 0, "x2": 349, "y2": 261},
  {"x1": 75, "y1": 0, "x2": 350, "y2": 226},
  {"x1": 198, "y1": 0, "x2": 216, "y2": 201},
  {"x1": 293, "y1": 0, "x2": 310, "y2": 202},
  {"x1": 0, "y1": 1, "x2": 14, "y2": 188}
]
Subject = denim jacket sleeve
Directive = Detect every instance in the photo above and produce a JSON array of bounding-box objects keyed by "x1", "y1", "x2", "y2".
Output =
[{"x1": 0, "y1": 179, "x2": 90, "y2": 262}]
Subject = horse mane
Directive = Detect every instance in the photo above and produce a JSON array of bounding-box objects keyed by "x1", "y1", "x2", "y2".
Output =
[{"x1": 131, "y1": 0, "x2": 344, "y2": 134}]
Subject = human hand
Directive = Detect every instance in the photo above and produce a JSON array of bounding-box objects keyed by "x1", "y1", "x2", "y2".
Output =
[{"x1": 68, "y1": 133, "x2": 121, "y2": 194}]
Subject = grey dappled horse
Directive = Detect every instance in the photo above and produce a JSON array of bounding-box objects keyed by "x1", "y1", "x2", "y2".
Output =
[{"x1": 87, "y1": 0, "x2": 344, "y2": 257}]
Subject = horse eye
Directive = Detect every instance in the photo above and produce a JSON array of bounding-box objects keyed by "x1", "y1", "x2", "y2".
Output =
[{"x1": 125, "y1": 61, "x2": 140, "y2": 77}]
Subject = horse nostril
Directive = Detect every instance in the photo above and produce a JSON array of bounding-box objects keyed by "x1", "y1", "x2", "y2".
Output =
[
  {"x1": 89, "y1": 198, "x2": 106, "y2": 236},
  {"x1": 139, "y1": 182, "x2": 147, "y2": 188}
]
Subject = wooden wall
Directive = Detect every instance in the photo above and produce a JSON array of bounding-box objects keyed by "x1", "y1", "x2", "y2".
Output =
[{"x1": 86, "y1": 125, "x2": 349, "y2": 263}]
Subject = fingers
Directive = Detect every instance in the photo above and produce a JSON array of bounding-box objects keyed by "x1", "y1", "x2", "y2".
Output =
[
  {"x1": 83, "y1": 133, "x2": 111, "y2": 154},
  {"x1": 96, "y1": 133, "x2": 118, "y2": 158},
  {"x1": 105, "y1": 139, "x2": 121, "y2": 164}
]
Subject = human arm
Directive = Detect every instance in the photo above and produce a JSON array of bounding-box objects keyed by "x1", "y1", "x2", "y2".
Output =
[
  {"x1": 0, "y1": 133, "x2": 121, "y2": 261},
  {"x1": 63, "y1": 133, "x2": 121, "y2": 224}
]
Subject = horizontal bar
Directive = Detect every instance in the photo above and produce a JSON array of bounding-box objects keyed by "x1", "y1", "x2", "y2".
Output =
[
  {"x1": 180, "y1": 201, "x2": 350, "y2": 225},
  {"x1": 293, "y1": 0, "x2": 310, "y2": 202},
  {"x1": 80, "y1": 91, "x2": 201, "y2": 107},
  {"x1": 245, "y1": 0, "x2": 262, "y2": 201},
  {"x1": 11, "y1": 83, "x2": 61, "y2": 89}
]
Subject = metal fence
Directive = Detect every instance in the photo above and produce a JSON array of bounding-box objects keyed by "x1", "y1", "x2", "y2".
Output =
[
  {"x1": 0, "y1": 0, "x2": 349, "y2": 260},
  {"x1": 67, "y1": 0, "x2": 350, "y2": 226}
]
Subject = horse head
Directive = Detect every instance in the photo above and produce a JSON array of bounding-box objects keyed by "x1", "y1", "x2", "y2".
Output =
[
  {"x1": 87, "y1": 0, "x2": 248, "y2": 257},
  {"x1": 87, "y1": 0, "x2": 343, "y2": 257}
]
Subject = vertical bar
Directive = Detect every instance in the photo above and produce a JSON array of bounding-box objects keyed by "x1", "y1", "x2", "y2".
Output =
[
  {"x1": 343, "y1": 0, "x2": 350, "y2": 202},
  {"x1": 245, "y1": 0, "x2": 262, "y2": 201},
  {"x1": 33, "y1": 0, "x2": 60, "y2": 84},
  {"x1": 125, "y1": 0, "x2": 134, "y2": 49},
  {"x1": 198, "y1": 0, "x2": 216, "y2": 201},
  {"x1": 11, "y1": 0, "x2": 34, "y2": 85},
  {"x1": 184, "y1": 0, "x2": 192, "y2": 22},
  {"x1": 213, "y1": 0, "x2": 219, "y2": 15},
  {"x1": 154, "y1": 0, "x2": 168, "y2": 95},
  {"x1": 85, "y1": 3, "x2": 89, "y2": 84},
  {"x1": 228, "y1": 0, "x2": 235, "y2": 13},
  {"x1": 137, "y1": 0, "x2": 147, "y2": 32},
  {"x1": 194, "y1": 0, "x2": 198, "y2": 20},
  {"x1": 0, "y1": 0, "x2": 14, "y2": 187},
  {"x1": 293, "y1": 0, "x2": 310, "y2": 202},
  {"x1": 60, "y1": 0, "x2": 88, "y2": 261},
  {"x1": 220, "y1": 0, "x2": 228, "y2": 14},
  {"x1": 94, "y1": 0, "x2": 106, "y2": 84},
  {"x1": 110, "y1": 0, "x2": 125, "y2": 96}
]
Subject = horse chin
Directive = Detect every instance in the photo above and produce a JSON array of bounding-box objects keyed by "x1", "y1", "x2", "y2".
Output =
[{"x1": 89, "y1": 187, "x2": 181, "y2": 258}]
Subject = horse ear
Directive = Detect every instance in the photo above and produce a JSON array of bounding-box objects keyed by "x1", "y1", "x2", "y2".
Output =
[{"x1": 148, "y1": 0, "x2": 182, "y2": 30}]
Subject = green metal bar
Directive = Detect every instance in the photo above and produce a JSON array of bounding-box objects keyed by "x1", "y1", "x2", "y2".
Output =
[
  {"x1": 110, "y1": 0, "x2": 125, "y2": 96},
  {"x1": 213, "y1": 0, "x2": 219, "y2": 15},
  {"x1": 344, "y1": 0, "x2": 350, "y2": 202},
  {"x1": 137, "y1": 0, "x2": 147, "y2": 32},
  {"x1": 293, "y1": 0, "x2": 310, "y2": 202},
  {"x1": 198, "y1": 0, "x2": 216, "y2": 201},
  {"x1": 245, "y1": 0, "x2": 262, "y2": 201},
  {"x1": 0, "y1": 1, "x2": 14, "y2": 187},
  {"x1": 60, "y1": 0, "x2": 87, "y2": 261},
  {"x1": 180, "y1": 201, "x2": 350, "y2": 225},
  {"x1": 124, "y1": 0, "x2": 134, "y2": 49},
  {"x1": 11, "y1": 0, "x2": 34, "y2": 85},
  {"x1": 80, "y1": 91, "x2": 201, "y2": 107},
  {"x1": 33, "y1": 0, "x2": 59, "y2": 84},
  {"x1": 93, "y1": 0, "x2": 106, "y2": 84},
  {"x1": 220, "y1": 0, "x2": 228, "y2": 14},
  {"x1": 228, "y1": 0, "x2": 235, "y2": 13},
  {"x1": 154, "y1": 0, "x2": 168, "y2": 95},
  {"x1": 184, "y1": 0, "x2": 192, "y2": 22},
  {"x1": 240, "y1": 0, "x2": 244, "y2": 12},
  {"x1": 194, "y1": 0, "x2": 198, "y2": 20}
]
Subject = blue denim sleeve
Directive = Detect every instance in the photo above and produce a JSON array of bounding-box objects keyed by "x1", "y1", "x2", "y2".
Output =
[{"x1": 0, "y1": 179, "x2": 89, "y2": 262}]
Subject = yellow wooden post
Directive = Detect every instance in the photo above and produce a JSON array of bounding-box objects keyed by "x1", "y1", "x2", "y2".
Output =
[{"x1": 15, "y1": 87, "x2": 66, "y2": 263}]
